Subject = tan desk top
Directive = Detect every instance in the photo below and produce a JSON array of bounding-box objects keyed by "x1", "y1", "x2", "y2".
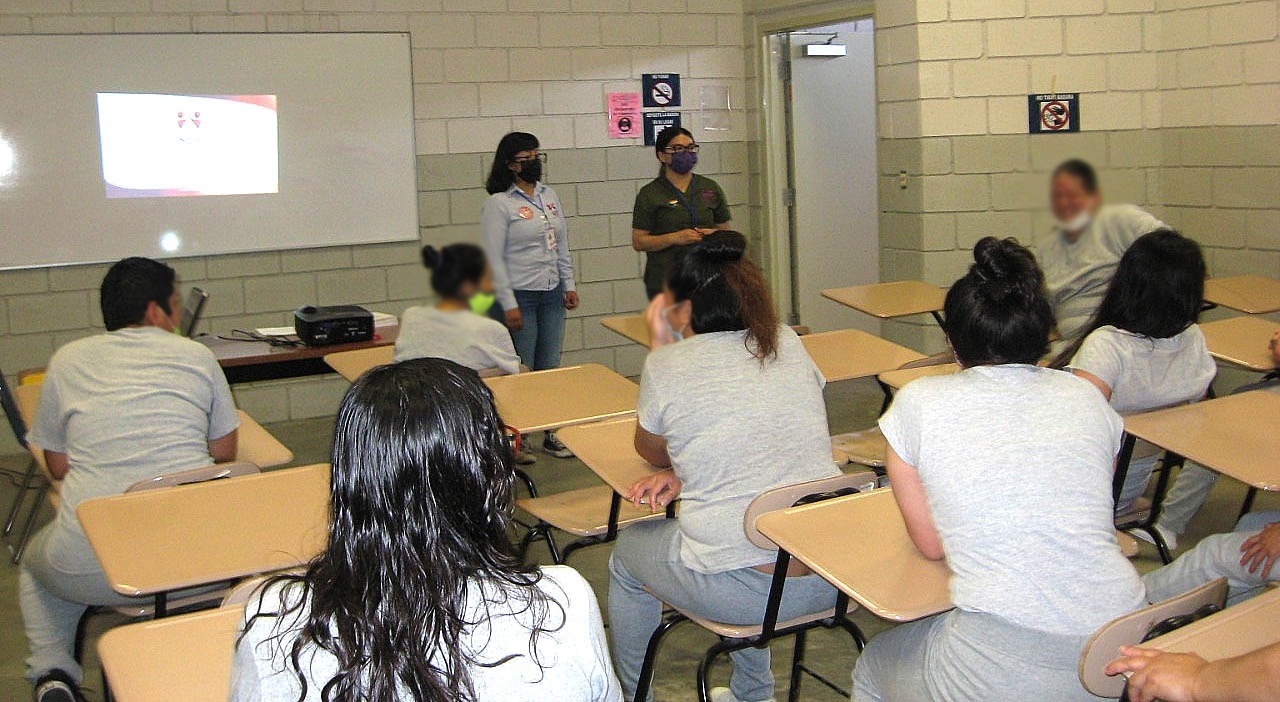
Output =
[
  {"x1": 1200, "y1": 316, "x2": 1278, "y2": 372},
  {"x1": 1145, "y1": 586, "x2": 1280, "y2": 660},
  {"x1": 98, "y1": 604, "x2": 243, "y2": 702},
  {"x1": 556, "y1": 417, "x2": 660, "y2": 495},
  {"x1": 757, "y1": 487, "x2": 953, "y2": 622},
  {"x1": 323, "y1": 344, "x2": 395, "y2": 383},
  {"x1": 1124, "y1": 390, "x2": 1280, "y2": 491},
  {"x1": 1204, "y1": 275, "x2": 1280, "y2": 315},
  {"x1": 822, "y1": 281, "x2": 947, "y2": 319},
  {"x1": 800, "y1": 329, "x2": 926, "y2": 383},
  {"x1": 78, "y1": 463, "x2": 329, "y2": 597},
  {"x1": 483, "y1": 364, "x2": 638, "y2": 434},
  {"x1": 878, "y1": 362, "x2": 961, "y2": 390},
  {"x1": 602, "y1": 314, "x2": 651, "y2": 347}
]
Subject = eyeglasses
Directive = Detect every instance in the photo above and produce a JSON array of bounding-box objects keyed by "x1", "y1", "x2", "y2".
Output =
[
  {"x1": 513, "y1": 152, "x2": 548, "y2": 164},
  {"x1": 662, "y1": 144, "x2": 700, "y2": 154}
]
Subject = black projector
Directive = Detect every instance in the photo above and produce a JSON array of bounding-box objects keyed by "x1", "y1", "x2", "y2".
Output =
[{"x1": 293, "y1": 305, "x2": 374, "y2": 346}]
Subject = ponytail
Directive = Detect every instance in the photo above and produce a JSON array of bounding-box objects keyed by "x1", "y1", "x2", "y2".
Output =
[
  {"x1": 944, "y1": 236, "x2": 1053, "y2": 367},
  {"x1": 666, "y1": 231, "x2": 779, "y2": 361}
]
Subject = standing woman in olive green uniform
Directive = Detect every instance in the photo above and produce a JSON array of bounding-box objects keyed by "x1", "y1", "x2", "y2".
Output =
[{"x1": 631, "y1": 126, "x2": 732, "y2": 298}]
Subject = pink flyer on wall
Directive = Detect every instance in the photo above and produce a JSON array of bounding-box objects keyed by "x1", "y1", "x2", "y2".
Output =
[{"x1": 607, "y1": 92, "x2": 642, "y2": 139}]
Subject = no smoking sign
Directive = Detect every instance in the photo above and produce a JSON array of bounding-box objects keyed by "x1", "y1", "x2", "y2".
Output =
[
  {"x1": 643, "y1": 74, "x2": 681, "y2": 108},
  {"x1": 1028, "y1": 93, "x2": 1080, "y2": 134}
]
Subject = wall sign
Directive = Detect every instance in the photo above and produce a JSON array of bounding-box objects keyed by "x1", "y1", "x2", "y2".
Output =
[
  {"x1": 607, "y1": 92, "x2": 642, "y2": 139},
  {"x1": 642, "y1": 73, "x2": 681, "y2": 108},
  {"x1": 642, "y1": 112, "x2": 681, "y2": 146},
  {"x1": 1028, "y1": 93, "x2": 1080, "y2": 133}
]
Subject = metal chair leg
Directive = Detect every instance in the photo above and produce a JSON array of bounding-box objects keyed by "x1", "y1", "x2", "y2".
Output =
[
  {"x1": 11, "y1": 482, "x2": 47, "y2": 565},
  {"x1": 788, "y1": 629, "x2": 807, "y2": 702},
  {"x1": 4, "y1": 457, "x2": 38, "y2": 536},
  {"x1": 696, "y1": 638, "x2": 737, "y2": 702},
  {"x1": 633, "y1": 612, "x2": 688, "y2": 702},
  {"x1": 1239, "y1": 487, "x2": 1258, "y2": 522}
]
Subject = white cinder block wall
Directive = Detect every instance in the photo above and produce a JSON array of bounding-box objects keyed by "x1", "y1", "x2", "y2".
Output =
[{"x1": 0, "y1": 0, "x2": 752, "y2": 453}]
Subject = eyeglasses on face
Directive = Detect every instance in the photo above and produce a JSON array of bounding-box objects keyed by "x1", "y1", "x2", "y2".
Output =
[
  {"x1": 662, "y1": 144, "x2": 699, "y2": 154},
  {"x1": 513, "y1": 152, "x2": 548, "y2": 164}
]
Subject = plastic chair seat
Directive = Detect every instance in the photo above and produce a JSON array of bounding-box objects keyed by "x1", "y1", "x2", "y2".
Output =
[
  {"x1": 1116, "y1": 531, "x2": 1140, "y2": 559},
  {"x1": 831, "y1": 429, "x2": 888, "y2": 469},
  {"x1": 515, "y1": 485, "x2": 666, "y2": 537},
  {"x1": 676, "y1": 605, "x2": 840, "y2": 640}
]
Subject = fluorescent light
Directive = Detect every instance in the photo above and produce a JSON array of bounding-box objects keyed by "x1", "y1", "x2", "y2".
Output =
[{"x1": 160, "y1": 231, "x2": 181, "y2": 253}]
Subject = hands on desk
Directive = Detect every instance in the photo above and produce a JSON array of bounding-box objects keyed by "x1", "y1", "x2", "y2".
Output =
[
  {"x1": 626, "y1": 469, "x2": 682, "y2": 513},
  {"x1": 1239, "y1": 521, "x2": 1280, "y2": 579}
]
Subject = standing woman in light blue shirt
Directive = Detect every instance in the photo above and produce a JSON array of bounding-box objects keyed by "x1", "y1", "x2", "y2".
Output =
[{"x1": 482, "y1": 132, "x2": 578, "y2": 457}]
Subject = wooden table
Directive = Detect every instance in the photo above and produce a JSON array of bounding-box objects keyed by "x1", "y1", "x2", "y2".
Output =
[
  {"x1": 323, "y1": 345, "x2": 395, "y2": 383},
  {"x1": 98, "y1": 605, "x2": 243, "y2": 702},
  {"x1": 1124, "y1": 390, "x2": 1280, "y2": 491},
  {"x1": 555, "y1": 417, "x2": 659, "y2": 494},
  {"x1": 757, "y1": 487, "x2": 952, "y2": 622},
  {"x1": 483, "y1": 364, "x2": 638, "y2": 434},
  {"x1": 602, "y1": 315, "x2": 652, "y2": 347},
  {"x1": 800, "y1": 329, "x2": 925, "y2": 383},
  {"x1": 198, "y1": 324, "x2": 399, "y2": 384},
  {"x1": 1204, "y1": 275, "x2": 1280, "y2": 315},
  {"x1": 77, "y1": 463, "x2": 329, "y2": 614},
  {"x1": 822, "y1": 281, "x2": 947, "y2": 323},
  {"x1": 1200, "y1": 316, "x2": 1278, "y2": 372},
  {"x1": 878, "y1": 362, "x2": 961, "y2": 391},
  {"x1": 1145, "y1": 587, "x2": 1280, "y2": 660}
]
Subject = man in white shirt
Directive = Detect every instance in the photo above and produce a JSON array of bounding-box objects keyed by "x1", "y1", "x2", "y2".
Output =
[
  {"x1": 1037, "y1": 159, "x2": 1167, "y2": 350},
  {"x1": 21, "y1": 257, "x2": 240, "y2": 702}
]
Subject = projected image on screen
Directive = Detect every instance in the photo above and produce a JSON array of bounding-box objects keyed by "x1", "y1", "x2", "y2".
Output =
[{"x1": 97, "y1": 93, "x2": 278, "y2": 198}]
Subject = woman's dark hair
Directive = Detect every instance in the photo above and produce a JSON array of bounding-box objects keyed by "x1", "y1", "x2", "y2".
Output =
[
  {"x1": 241, "y1": 358, "x2": 557, "y2": 702},
  {"x1": 1051, "y1": 229, "x2": 1206, "y2": 368},
  {"x1": 422, "y1": 244, "x2": 488, "y2": 300},
  {"x1": 1052, "y1": 158, "x2": 1099, "y2": 193},
  {"x1": 654, "y1": 126, "x2": 694, "y2": 177},
  {"x1": 944, "y1": 237, "x2": 1054, "y2": 367},
  {"x1": 666, "y1": 230, "x2": 779, "y2": 361},
  {"x1": 100, "y1": 256, "x2": 176, "y2": 331},
  {"x1": 485, "y1": 132, "x2": 540, "y2": 195}
]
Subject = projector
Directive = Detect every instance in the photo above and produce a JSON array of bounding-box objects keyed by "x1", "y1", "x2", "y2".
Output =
[{"x1": 293, "y1": 305, "x2": 374, "y2": 346}]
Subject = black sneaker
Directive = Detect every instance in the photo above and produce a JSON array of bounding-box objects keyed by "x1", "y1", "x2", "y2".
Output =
[
  {"x1": 33, "y1": 670, "x2": 82, "y2": 702},
  {"x1": 542, "y1": 431, "x2": 574, "y2": 459}
]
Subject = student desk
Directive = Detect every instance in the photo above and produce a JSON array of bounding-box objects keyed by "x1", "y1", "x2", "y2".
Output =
[
  {"x1": 98, "y1": 605, "x2": 243, "y2": 702},
  {"x1": 1145, "y1": 586, "x2": 1280, "y2": 660},
  {"x1": 800, "y1": 329, "x2": 926, "y2": 383},
  {"x1": 878, "y1": 362, "x2": 961, "y2": 391},
  {"x1": 757, "y1": 488, "x2": 953, "y2": 622},
  {"x1": 77, "y1": 463, "x2": 329, "y2": 616},
  {"x1": 1203, "y1": 275, "x2": 1280, "y2": 315},
  {"x1": 556, "y1": 417, "x2": 659, "y2": 494},
  {"x1": 602, "y1": 314, "x2": 652, "y2": 347},
  {"x1": 1200, "y1": 316, "x2": 1279, "y2": 372},
  {"x1": 822, "y1": 281, "x2": 947, "y2": 325},
  {"x1": 198, "y1": 325, "x2": 399, "y2": 385},
  {"x1": 483, "y1": 364, "x2": 638, "y2": 434}
]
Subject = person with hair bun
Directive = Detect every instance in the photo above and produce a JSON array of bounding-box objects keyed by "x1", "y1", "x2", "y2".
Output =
[
  {"x1": 853, "y1": 237, "x2": 1146, "y2": 701},
  {"x1": 394, "y1": 243, "x2": 521, "y2": 377},
  {"x1": 607, "y1": 231, "x2": 839, "y2": 702}
]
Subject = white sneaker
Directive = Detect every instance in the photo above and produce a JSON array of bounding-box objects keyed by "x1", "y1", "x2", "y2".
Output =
[
  {"x1": 709, "y1": 687, "x2": 774, "y2": 702},
  {"x1": 1132, "y1": 525, "x2": 1178, "y2": 551}
]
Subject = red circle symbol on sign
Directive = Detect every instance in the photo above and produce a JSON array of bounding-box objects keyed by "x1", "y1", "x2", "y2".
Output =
[{"x1": 1041, "y1": 101, "x2": 1070, "y2": 130}]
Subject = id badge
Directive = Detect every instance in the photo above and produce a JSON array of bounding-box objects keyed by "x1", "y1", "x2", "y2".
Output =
[{"x1": 545, "y1": 225, "x2": 557, "y2": 251}]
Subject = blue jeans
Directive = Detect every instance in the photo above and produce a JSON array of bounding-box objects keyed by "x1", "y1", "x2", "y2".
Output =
[{"x1": 510, "y1": 284, "x2": 566, "y2": 372}]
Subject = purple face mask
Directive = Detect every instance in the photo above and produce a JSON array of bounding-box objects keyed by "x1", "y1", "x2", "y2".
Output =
[{"x1": 668, "y1": 151, "x2": 698, "y2": 175}]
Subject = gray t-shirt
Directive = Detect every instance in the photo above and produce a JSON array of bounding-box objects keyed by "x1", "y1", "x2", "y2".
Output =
[
  {"x1": 394, "y1": 306, "x2": 521, "y2": 375},
  {"x1": 1069, "y1": 325, "x2": 1216, "y2": 414},
  {"x1": 1037, "y1": 204, "x2": 1167, "y2": 345},
  {"x1": 637, "y1": 326, "x2": 838, "y2": 574},
  {"x1": 230, "y1": 565, "x2": 621, "y2": 702},
  {"x1": 27, "y1": 326, "x2": 239, "y2": 574},
  {"x1": 879, "y1": 365, "x2": 1146, "y2": 636}
]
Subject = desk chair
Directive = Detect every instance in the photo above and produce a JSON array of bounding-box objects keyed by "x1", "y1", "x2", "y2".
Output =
[
  {"x1": 1113, "y1": 433, "x2": 1184, "y2": 565},
  {"x1": 1078, "y1": 577, "x2": 1228, "y2": 699},
  {"x1": 831, "y1": 352, "x2": 954, "y2": 471},
  {"x1": 633, "y1": 471, "x2": 878, "y2": 702},
  {"x1": 6, "y1": 380, "x2": 53, "y2": 564},
  {"x1": 515, "y1": 485, "x2": 669, "y2": 564},
  {"x1": 2, "y1": 371, "x2": 42, "y2": 556}
]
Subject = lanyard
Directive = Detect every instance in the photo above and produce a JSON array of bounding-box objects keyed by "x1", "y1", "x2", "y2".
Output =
[
  {"x1": 515, "y1": 189, "x2": 548, "y2": 221},
  {"x1": 661, "y1": 177, "x2": 699, "y2": 229}
]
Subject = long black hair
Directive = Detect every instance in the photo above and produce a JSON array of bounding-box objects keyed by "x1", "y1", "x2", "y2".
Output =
[
  {"x1": 422, "y1": 244, "x2": 488, "y2": 300},
  {"x1": 666, "y1": 230, "x2": 779, "y2": 361},
  {"x1": 1051, "y1": 229, "x2": 1205, "y2": 368},
  {"x1": 944, "y1": 237, "x2": 1054, "y2": 367},
  {"x1": 241, "y1": 358, "x2": 557, "y2": 702},
  {"x1": 485, "y1": 132, "x2": 539, "y2": 195}
]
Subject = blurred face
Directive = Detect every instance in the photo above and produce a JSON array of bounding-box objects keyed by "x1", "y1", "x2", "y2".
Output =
[
  {"x1": 660, "y1": 284, "x2": 693, "y2": 337},
  {"x1": 1050, "y1": 172, "x2": 1101, "y2": 236},
  {"x1": 144, "y1": 287, "x2": 181, "y2": 331},
  {"x1": 457, "y1": 266, "x2": 495, "y2": 300},
  {"x1": 657, "y1": 133, "x2": 696, "y2": 167}
]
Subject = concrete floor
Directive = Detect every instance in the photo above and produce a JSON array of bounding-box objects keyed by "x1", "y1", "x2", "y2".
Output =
[{"x1": 0, "y1": 377, "x2": 1273, "y2": 701}]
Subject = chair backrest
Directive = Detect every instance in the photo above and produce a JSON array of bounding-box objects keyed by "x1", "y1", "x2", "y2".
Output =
[
  {"x1": 743, "y1": 470, "x2": 879, "y2": 550},
  {"x1": 124, "y1": 461, "x2": 260, "y2": 494},
  {"x1": 323, "y1": 346, "x2": 394, "y2": 383},
  {"x1": 221, "y1": 567, "x2": 306, "y2": 607},
  {"x1": 1078, "y1": 577, "x2": 1229, "y2": 698},
  {"x1": 0, "y1": 371, "x2": 29, "y2": 451}
]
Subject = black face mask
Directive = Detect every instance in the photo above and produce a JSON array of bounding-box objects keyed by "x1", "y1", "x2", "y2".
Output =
[{"x1": 515, "y1": 159, "x2": 542, "y2": 184}]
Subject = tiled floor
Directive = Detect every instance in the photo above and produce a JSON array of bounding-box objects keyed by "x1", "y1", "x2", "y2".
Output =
[{"x1": 0, "y1": 377, "x2": 1269, "y2": 701}]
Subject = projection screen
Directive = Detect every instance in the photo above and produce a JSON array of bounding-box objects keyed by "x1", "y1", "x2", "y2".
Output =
[{"x1": 0, "y1": 33, "x2": 417, "y2": 270}]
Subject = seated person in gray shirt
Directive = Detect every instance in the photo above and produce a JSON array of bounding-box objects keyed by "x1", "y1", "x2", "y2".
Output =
[
  {"x1": 855, "y1": 238, "x2": 1146, "y2": 702},
  {"x1": 608, "y1": 232, "x2": 840, "y2": 702},
  {"x1": 23, "y1": 257, "x2": 240, "y2": 702},
  {"x1": 1037, "y1": 159, "x2": 1167, "y2": 351},
  {"x1": 231, "y1": 359, "x2": 620, "y2": 702}
]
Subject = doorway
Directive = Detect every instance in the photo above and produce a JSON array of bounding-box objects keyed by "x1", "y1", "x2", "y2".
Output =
[{"x1": 764, "y1": 19, "x2": 879, "y2": 334}]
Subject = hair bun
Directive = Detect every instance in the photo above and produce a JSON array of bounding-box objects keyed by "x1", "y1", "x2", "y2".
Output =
[
  {"x1": 421, "y1": 245, "x2": 441, "y2": 270},
  {"x1": 970, "y1": 237, "x2": 1043, "y2": 301},
  {"x1": 694, "y1": 230, "x2": 747, "y2": 264}
]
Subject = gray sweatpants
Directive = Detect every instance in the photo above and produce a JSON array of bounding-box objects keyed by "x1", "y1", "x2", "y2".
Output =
[
  {"x1": 1143, "y1": 510, "x2": 1280, "y2": 604},
  {"x1": 853, "y1": 608, "x2": 1097, "y2": 702},
  {"x1": 608, "y1": 519, "x2": 837, "y2": 702}
]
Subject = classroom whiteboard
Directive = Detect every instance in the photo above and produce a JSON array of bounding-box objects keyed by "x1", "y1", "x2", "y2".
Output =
[{"x1": 0, "y1": 33, "x2": 418, "y2": 270}]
